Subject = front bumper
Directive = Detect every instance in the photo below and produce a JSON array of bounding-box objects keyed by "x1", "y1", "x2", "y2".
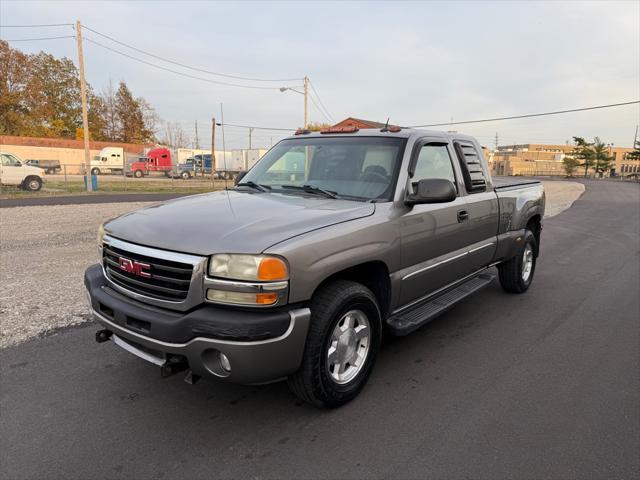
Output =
[{"x1": 85, "y1": 264, "x2": 311, "y2": 384}]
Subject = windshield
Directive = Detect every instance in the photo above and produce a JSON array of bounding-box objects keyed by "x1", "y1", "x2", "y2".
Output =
[{"x1": 240, "y1": 136, "x2": 406, "y2": 201}]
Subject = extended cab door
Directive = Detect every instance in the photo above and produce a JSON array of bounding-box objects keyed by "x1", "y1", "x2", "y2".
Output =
[
  {"x1": 452, "y1": 139, "x2": 500, "y2": 272},
  {"x1": 397, "y1": 140, "x2": 471, "y2": 307},
  {"x1": 0, "y1": 153, "x2": 25, "y2": 185}
]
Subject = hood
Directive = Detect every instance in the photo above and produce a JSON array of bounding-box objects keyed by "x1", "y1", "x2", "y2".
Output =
[
  {"x1": 104, "y1": 190, "x2": 375, "y2": 255},
  {"x1": 26, "y1": 165, "x2": 45, "y2": 176}
]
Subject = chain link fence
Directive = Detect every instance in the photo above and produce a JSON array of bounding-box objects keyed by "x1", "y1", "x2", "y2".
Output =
[{"x1": 1, "y1": 163, "x2": 234, "y2": 196}]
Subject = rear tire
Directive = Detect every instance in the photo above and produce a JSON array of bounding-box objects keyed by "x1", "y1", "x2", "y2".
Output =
[
  {"x1": 91, "y1": 167, "x2": 100, "y2": 175},
  {"x1": 287, "y1": 280, "x2": 381, "y2": 408},
  {"x1": 498, "y1": 229, "x2": 537, "y2": 293}
]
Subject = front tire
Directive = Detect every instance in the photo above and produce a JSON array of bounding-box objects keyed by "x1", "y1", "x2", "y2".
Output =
[
  {"x1": 24, "y1": 176, "x2": 43, "y2": 192},
  {"x1": 498, "y1": 229, "x2": 537, "y2": 293},
  {"x1": 181, "y1": 171, "x2": 191, "y2": 180},
  {"x1": 133, "y1": 170, "x2": 144, "y2": 178},
  {"x1": 91, "y1": 167, "x2": 100, "y2": 175},
  {"x1": 287, "y1": 280, "x2": 381, "y2": 408}
]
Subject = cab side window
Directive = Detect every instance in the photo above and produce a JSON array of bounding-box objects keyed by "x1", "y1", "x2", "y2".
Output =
[
  {"x1": 413, "y1": 144, "x2": 456, "y2": 185},
  {"x1": 1, "y1": 154, "x2": 21, "y2": 166}
]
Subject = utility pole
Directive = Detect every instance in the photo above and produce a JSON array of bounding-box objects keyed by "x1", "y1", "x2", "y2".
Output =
[
  {"x1": 211, "y1": 117, "x2": 216, "y2": 178},
  {"x1": 248, "y1": 127, "x2": 253, "y2": 150},
  {"x1": 75, "y1": 20, "x2": 92, "y2": 192},
  {"x1": 194, "y1": 120, "x2": 200, "y2": 149},
  {"x1": 303, "y1": 76, "x2": 309, "y2": 129}
]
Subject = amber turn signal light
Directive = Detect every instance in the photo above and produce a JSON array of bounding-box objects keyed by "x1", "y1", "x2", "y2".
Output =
[{"x1": 257, "y1": 257, "x2": 288, "y2": 281}]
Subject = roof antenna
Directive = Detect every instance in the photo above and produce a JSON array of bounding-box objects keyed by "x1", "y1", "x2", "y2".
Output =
[
  {"x1": 381, "y1": 118, "x2": 390, "y2": 132},
  {"x1": 219, "y1": 103, "x2": 236, "y2": 217}
]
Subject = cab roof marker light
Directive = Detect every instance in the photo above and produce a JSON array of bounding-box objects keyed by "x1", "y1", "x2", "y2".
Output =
[{"x1": 320, "y1": 126, "x2": 359, "y2": 134}]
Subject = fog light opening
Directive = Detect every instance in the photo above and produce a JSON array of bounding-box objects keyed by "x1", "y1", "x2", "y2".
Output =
[
  {"x1": 201, "y1": 349, "x2": 232, "y2": 377},
  {"x1": 219, "y1": 352, "x2": 231, "y2": 373}
]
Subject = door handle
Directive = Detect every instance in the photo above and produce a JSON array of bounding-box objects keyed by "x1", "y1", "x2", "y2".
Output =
[{"x1": 457, "y1": 210, "x2": 469, "y2": 223}]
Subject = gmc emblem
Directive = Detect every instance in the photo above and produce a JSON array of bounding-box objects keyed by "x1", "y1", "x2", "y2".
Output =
[{"x1": 118, "y1": 257, "x2": 151, "y2": 278}]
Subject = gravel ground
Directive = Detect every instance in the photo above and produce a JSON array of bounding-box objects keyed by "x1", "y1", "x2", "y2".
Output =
[
  {"x1": 0, "y1": 181, "x2": 584, "y2": 348},
  {"x1": 0, "y1": 202, "x2": 150, "y2": 348},
  {"x1": 541, "y1": 180, "x2": 585, "y2": 217}
]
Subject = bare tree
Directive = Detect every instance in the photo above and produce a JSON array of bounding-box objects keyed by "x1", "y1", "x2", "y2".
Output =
[
  {"x1": 137, "y1": 96, "x2": 159, "y2": 141},
  {"x1": 159, "y1": 121, "x2": 191, "y2": 148},
  {"x1": 102, "y1": 79, "x2": 119, "y2": 141}
]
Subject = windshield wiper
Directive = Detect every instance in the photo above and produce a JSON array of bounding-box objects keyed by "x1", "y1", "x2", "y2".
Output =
[
  {"x1": 235, "y1": 181, "x2": 271, "y2": 192},
  {"x1": 280, "y1": 184, "x2": 339, "y2": 199}
]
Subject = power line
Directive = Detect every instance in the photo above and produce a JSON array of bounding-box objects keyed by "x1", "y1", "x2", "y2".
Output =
[
  {"x1": 2, "y1": 35, "x2": 75, "y2": 42},
  {"x1": 407, "y1": 101, "x2": 640, "y2": 128},
  {"x1": 84, "y1": 37, "x2": 300, "y2": 91},
  {"x1": 308, "y1": 80, "x2": 334, "y2": 122},
  {"x1": 81, "y1": 24, "x2": 302, "y2": 83},
  {"x1": 217, "y1": 122, "x2": 296, "y2": 131},
  {"x1": 0, "y1": 23, "x2": 73, "y2": 27},
  {"x1": 309, "y1": 94, "x2": 333, "y2": 123}
]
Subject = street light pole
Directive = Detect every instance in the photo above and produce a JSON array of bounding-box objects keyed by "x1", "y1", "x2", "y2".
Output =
[{"x1": 280, "y1": 77, "x2": 309, "y2": 129}]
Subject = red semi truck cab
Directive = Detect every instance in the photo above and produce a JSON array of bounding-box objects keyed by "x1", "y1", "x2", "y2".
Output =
[{"x1": 129, "y1": 148, "x2": 173, "y2": 178}]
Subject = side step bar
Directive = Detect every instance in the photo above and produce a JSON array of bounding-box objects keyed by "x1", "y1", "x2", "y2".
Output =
[{"x1": 387, "y1": 273, "x2": 495, "y2": 336}]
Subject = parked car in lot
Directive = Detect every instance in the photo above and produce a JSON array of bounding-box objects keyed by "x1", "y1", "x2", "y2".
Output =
[
  {"x1": 25, "y1": 159, "x2": 61, "y2": 174},
  {"x1": 1, "y1": 152, "x2": 46, "y2": 191},
  {"x1": 86, "y1": 127, "x2": 544, "y2": 408}
]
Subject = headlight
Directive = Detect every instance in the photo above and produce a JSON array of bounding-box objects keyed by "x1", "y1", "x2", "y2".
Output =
[
  {"x1": 206, "y1": 254, "x2": 289, "y2": 307},
  {"x1": 208, "y1": 254, "x2": 288, "y2": 281}
]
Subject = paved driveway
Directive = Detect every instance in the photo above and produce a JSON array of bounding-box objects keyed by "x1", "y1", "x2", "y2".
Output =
[{"x1": 1, "y1": 180, "x2": 638, "y2": 479}]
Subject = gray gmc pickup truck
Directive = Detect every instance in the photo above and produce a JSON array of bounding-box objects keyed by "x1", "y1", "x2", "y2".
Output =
[{"x1": 85, "y1": 127, "x2": 544, "y2": 407}]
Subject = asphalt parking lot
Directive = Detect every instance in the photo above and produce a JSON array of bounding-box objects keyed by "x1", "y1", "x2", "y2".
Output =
[{"x1": 1, "y1": 180, "x2": 638, "y2": 479}]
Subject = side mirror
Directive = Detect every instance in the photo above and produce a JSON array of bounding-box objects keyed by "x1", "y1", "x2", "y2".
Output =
[
  {"x1": 234, "y1": 171, "x2": 247, "y2": 185},
  {"x1": 405, "y1": 178, "x2": 457, "y2": 205}
]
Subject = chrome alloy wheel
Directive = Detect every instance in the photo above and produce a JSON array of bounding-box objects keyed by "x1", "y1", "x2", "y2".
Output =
[
  {"x1": 522, "y1": 244, "x2": 534, "y2": 283},
  {"x1": 326, "y1": 309, "x2": 371, "y2": 384}
]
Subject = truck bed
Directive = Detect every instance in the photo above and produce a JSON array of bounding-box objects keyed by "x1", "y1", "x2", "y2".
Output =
[{"x1": 492, "y1": 177, "x2": 542, "y2": 191}]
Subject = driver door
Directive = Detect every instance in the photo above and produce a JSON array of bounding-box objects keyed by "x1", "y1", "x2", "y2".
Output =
[{"x1": 398, "y1": 141, "x2": 470, "y2": 307}]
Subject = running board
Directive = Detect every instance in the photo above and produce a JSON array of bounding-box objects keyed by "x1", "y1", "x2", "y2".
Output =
[{"x1": 387, "y1": 273, "x2": 495, "y2": 336}]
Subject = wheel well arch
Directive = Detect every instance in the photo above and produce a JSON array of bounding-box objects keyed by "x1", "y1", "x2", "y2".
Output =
[
  {"x1": 526, "y1": 214, "x2": 542, "y2": 255},
  {"x1": 311, "y1": 261, "x2": 391, "y2": 318},
  {"x1": 23, "y1": 175, "x2": 42, "y2": 184}
]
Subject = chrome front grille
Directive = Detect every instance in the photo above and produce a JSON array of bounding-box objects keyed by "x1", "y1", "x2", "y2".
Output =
[
  {"x1": 103, "y1": 244, "x2": 192, "y2": 300},
  {"x1": 101, "y1": 235, "x2": 206, "y2": 311}
]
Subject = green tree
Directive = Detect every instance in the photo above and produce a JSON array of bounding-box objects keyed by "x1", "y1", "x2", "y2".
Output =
[
  {"x1": 24, "y1": 51, "x2": 82, "y2": 138},
  {"x1": 626, "y1": 138, "x2": 640, "y2": 161},
  {"x1": 562, "y1": 155, "x2": 581, "y2": 177},
  {"x1": 306, "y1": 122, "x2": 332, "y2": 132},
  {"x1": 570, "y1": 136, "x2": 595, "y2": 177},
  {"x1": 0, "y1": 41, "x2": 159, "y2": 143},
  {"x1": 115, "y1": 81, "x2": 153, "y2": 143},
  {"x1": 0, "y1": 40, "x2": 30, "y2": 136},
  {"x1": 592, "y1": 137, "x2": 613, "y2": 176}
]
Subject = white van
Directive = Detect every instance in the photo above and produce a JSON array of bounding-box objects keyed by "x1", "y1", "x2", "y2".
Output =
[{"x1": 0, "y1": 152, "x2": 46, "y2": 191}]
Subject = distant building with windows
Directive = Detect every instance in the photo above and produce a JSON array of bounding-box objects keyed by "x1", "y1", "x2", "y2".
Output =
[{"x1": 489, "y1": 143, "x2": 637, "y2": 176}]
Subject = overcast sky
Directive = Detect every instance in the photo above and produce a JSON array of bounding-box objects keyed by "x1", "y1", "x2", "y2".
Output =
[{"x1": 2, "y1": 0, "x2": 639, "y2": 150}]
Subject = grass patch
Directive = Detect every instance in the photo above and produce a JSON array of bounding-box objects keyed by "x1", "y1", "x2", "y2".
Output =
[{"x1": 0, "y1": 179, "x2": 225, "y2": 198}]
